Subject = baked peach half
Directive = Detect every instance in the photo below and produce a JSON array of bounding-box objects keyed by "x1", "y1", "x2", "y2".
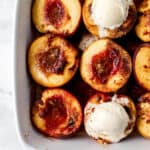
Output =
[
  {"x1": 80, "y1": 39, "x2": 132, "y2": 93},
  {"x1": 84, "y1": 93, "x2": 136, "y2": 144},
  {"x1": 136, "y1": 92, "x2": 150, "y2": 139},
  {"x1": 133, "y1": 43, "x2": 150, "y2": 91},
  {"x1": 32, "y1": 0, "x2": 81, "y2": 36},
  {"x1": 82, "y1": 0, "x2": 137, "y2": 39},
  {"x1": 28, "y1": 34, "x2": 79, "y2": 87},
  {"x1": 32, "y1": 88, "x2": 82, "y2": 138},
  {"x1": 135, "y1": 13, "x2": 150, "y2": 42}
]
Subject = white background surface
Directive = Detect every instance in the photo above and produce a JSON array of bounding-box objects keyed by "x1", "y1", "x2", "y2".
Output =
[{"x1": 0, "y1": 0, "x2": 22, "y2": 149}]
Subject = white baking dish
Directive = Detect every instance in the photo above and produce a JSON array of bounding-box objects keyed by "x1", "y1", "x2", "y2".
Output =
[{"x1": 13, "y1": 0, "x2": 150, "y2": 150}]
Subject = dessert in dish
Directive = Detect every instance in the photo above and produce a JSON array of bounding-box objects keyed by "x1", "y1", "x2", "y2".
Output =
[
  {"x1": 80, "y1": 39, "x2": 132, "y2": 93},
  {"x1": 84, "y1": 93, "x2": 136, "y2": 144},
  {"x1": 136, "y1": 92, "x2": 150, "y2": 139},
  {"x1": 135, "y1": 13, "x2": 150, "y2": 42},
  {"x1": 32, "y1": 0, "x2": 81, "y2": 36},
  {"x1": 82, "y1": 0, "x2": 137, "y2": 38},
  {"x1": 28, "y1": 0, "x2": 150, "y2": 144},
  {"x1": 28, "y1": 34, "x2": 79, "y2": 87},
  {"x1": 133, "y1": 43, "x2": 150, "y2": 91},
  {"x1": 78, "y1": 33, "x2": 99, "y2": 51},
  {"x1": 31, "y1": 88, "x2": 82, "y2": 137}
]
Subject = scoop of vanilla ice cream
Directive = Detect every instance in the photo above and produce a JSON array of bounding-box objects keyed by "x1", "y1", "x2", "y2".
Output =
[
  {"x1": 91, "y1": 0, "x2": 133, "y2": 37},
  {"x1": 84, "y1": 102, "x2": 129, "y2": 143}
]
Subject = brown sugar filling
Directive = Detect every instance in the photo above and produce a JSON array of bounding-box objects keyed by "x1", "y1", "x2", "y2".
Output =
[
  {"x1": 45, "y1": 0, "x2": 70, "y2": 28},
  {"x1": 37, "y1": 46, "x2": 67, "y2": 74},
  {"x1": 91, "y1": 49, "x2": 121, "y2": 84},
  {"x1": 39, "y1": 95, "x2": 67, "y2": 132}
]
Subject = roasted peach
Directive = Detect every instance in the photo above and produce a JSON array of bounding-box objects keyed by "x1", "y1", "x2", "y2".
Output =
[
  {"x1": 80, "y1": 39, "x2": 132, "y2": 93},
  {"x1": 135, "y1": 13, "x2": 150, "y2": 42},
  {"x1": 32, "y1": 88, "x2": 82, "y2": 138},
  {"x1": 136, "y1": 92, "x2": 150, "y2": 139},
  {"x1": 84, "y1": 93, "x2": 136, "y2": 144},
  {"x1": 32, "y1": 0, "x2": 81, "y2": 36},
  {"x1": 82, "y1": 0, "x2": 137, "y2": 39},
  {"x1": 28, "y1": 34, "x2": 79, "y2": 87},
  {"x1": 133, "y1": 43, "x2": 150, "y2": 91}
]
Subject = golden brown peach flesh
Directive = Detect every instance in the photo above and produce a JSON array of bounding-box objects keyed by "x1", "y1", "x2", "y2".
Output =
[
  {"x1": 32, "y1": 88, "x2": 82, "y2": 138},
  {"x1": 80, "y1": 39, "x2": 132, "y2": 93},
  {"x1": 84, "y1": 93, "x2": 136, "y2": 144},
  {"x1": 32, "y1": 0, "x2": 81, "y2": 36},
  {"x1": 28, "y1": 34, "x2": 79, "y2": 87},
  {"x1": 133, "y1": 43, "x2": 150, "y2": 91},
  {"x1": 136, "y1": 92, "x2": 150, "y2": 139},
  {"x1": 137, "y1": 0, "x2": 150, "y2": 13},
  {"x1": 82, "y1": 0, "x2": 137, "y2": 39},
  {"x1": 135, "y1": 13, "x2": 150, "y2": 42}
]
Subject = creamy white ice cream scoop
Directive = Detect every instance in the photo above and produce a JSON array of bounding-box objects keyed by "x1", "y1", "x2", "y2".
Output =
[
  {"x1": 84, "y1": 96, "x2": 131, "y2": 143},
  {"x1": 91, "y1": 0, "x2": 133, "y2": 37}
]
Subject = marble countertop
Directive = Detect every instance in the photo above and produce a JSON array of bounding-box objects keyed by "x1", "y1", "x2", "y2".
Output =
[{"x1": 0, "y1": 0, "x2": 22, "y2": 149}]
